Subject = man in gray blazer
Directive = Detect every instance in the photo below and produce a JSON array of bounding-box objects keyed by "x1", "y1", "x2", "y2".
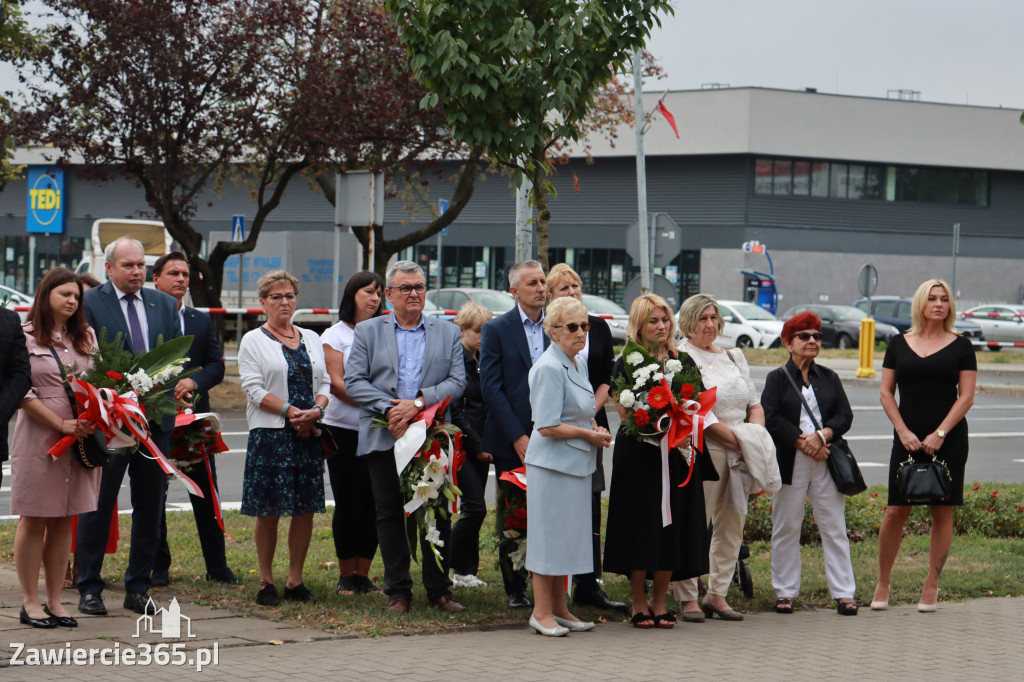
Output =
[
  {"x1": 77, "y1": 237, "x2": 182, "y2": 617},
  {"x1": 346, "y1": 260, "x2": 467, "y2": 614}
]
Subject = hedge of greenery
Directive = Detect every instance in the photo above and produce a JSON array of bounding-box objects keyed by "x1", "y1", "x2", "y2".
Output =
[{"x1": 743, "y1": 482, "x2": 1024, "y2": 544}]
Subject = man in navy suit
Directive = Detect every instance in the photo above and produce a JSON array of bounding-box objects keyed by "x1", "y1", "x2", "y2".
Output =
[
  {"x1": 479, "y1": 259, "x2": 549, "y2": 609},
  {"x1": 0, "y1": 306, "x2": 31, "y2": 489},
  {"x1": 150, "y1": 252, "x2": 239, "y2": 587},
  {"x1": 77, "y1": 237, "x2": 182, "y2": 617}
]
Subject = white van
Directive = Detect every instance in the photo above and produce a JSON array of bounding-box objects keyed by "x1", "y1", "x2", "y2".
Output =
[{"x1": 74, "y1": 219, "x2": 173, "y2": 286}]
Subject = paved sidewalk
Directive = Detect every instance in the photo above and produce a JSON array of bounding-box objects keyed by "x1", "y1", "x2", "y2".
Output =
[{"x1": 2, "y1": 565, "x2": 1021, "y2": 680}]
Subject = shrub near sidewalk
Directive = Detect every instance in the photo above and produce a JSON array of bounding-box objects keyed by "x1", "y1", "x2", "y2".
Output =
[{"x1": 744, "y1": 483, "x2": 1024, "y2": 544}]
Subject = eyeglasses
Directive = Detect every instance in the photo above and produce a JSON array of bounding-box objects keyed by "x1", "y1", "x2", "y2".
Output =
[
  {"x1": 391, "y1": 284, "x2": 426, "y2": 296},
  {"x1": 267, "y1": 294, "x2": 296, "y2": 303},
  {"x1": 553, "y1": 322, "x2": 591, "y2": 333},
  {"x1": 794, "y1": 332, "x2": 823, "y2": 341}
]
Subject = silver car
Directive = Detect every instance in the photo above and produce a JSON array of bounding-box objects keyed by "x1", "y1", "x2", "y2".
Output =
[
  {"x1": 580, "y1": 294, "x2": 628, "y2": 344},
  {"x1": 962, "y1": 304, "x2": 1024, "y2": 348},
  {"x1": 426, "y1": 287, "x2": 516, "y2": 313}
]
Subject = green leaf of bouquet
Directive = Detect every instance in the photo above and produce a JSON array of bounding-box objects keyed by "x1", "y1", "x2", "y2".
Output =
[{"x1": 136, "y1": 335, "x2": 195, "y2": 373}]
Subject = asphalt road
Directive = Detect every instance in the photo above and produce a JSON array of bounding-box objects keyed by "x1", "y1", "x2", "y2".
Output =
[{"x1": 5, "y1": 366, "x2": 1024, "y2": 519}]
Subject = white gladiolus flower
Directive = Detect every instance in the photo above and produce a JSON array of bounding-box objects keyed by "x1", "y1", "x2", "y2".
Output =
[
  {"x1": 425, "y1": 521, "x2": 444, "y2": 547},
  {"x1": 625, "y1": 351, "x2": 644, "y2": 366},
  {"x1": 619, "y1": 390, "x2": 636, "y2": 408},
  {"x1": 126, "y1": 370, "x2": 154, "y2": 394}
]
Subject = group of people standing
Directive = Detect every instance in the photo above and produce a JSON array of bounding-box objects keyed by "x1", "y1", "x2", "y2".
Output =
[
  {"x1": 8, "y1": 238, "x2": 237, "y2": 629},
  {"x1": 5, "y1": 243, "x2": 975, "y2": 634}
]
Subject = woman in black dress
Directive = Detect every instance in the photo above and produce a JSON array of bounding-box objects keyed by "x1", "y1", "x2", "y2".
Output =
[
  {"x1": 873, "y1": 279, "x2": 976, "y2": 613},
  {"x1": 603, "y1": 294, "x2": 709, "y2": 629}
]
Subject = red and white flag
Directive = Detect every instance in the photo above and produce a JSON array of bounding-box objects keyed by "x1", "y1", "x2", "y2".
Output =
[{"x1": 658, "y1": 100, "x2": 680, "y2": 138}]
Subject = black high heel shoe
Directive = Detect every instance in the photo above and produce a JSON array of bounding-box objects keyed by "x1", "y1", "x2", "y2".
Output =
[
  {"x1": 44, "y1": 605, "x2": 79, "y2": 627},
  {"x1": 20, "y1": 606, "x2": 57, "y2": 629}
]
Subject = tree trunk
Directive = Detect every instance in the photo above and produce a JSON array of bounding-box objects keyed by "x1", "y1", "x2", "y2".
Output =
[{"x1": 532, "y1": 149, "x2": 552, "y2": 272}]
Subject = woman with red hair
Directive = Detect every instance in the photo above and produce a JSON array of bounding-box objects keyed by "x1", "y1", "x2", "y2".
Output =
[{"x1": 761, "y1": 312, "x2": 857, "y2": 615}]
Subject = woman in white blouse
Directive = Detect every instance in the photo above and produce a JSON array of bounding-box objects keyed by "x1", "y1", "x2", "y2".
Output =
[
  {"x1": 238, "y1": 270, "x2": 331, "y2": 607},
  {"x1": 670, "y1": 294, "x2": 764, "y2": 622}
]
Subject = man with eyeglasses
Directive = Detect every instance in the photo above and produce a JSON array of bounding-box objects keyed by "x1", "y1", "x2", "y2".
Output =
[
  {"x1": 346, "y1": 260, "x2": 467, "y2": 614},
  {"x1": 479, "y1": 259, "x2": 549, "y2": 609}
]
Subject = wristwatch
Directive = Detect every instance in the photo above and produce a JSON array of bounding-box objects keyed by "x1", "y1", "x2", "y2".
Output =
[
  {"x1": 414, "y1": 397, "x2": 425, "y2": 411},
  {"x1": 936, "y1": 428, "x2": 946, "y2": 438}
]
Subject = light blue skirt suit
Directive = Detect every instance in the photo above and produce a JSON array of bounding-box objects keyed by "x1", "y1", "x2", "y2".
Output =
[{"x1": 524, "y1": 343, "x2": 598, "y2": 576}]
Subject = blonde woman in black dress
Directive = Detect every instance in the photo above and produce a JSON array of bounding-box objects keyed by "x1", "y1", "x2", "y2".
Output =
[{"x1": 872, "y1": 279, "x2": 976, "y2": 613}]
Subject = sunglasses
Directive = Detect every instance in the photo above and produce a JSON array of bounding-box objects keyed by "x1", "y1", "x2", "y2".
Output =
[
  {"x1": 553, "y1": 322, "x2": 591, "y2": 333},
  {"x1": 794, "y1": 332, "x2": 823, "y2": 341}
]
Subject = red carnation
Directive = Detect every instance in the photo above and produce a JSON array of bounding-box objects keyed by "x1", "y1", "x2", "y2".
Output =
[
  {"x1": 506, "y1": 508, "x2": 528, "y2": 530},
  {"x1": 680, "y1": 383, "x2": 695, "y2": 400},
  {"x1": 646, "y1": 385, "x2": 672, "y2": 410},
  {"x1": 107, "y1": 371, "x2": 123, "y2": 380},
  {"x1": 634, "y1": 409, "x2": 650, "y2": 426}
]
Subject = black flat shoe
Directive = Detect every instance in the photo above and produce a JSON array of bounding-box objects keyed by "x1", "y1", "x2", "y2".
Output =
[
  {"x1": 572, "y1": 587, "x2": 629, "y2": 612},
  {"x1": 283, "y1": 583, "x2": 319, "y2": 603},
  {"x1": 775, "y1": 598, "x2": 794, "y2": 614},
  {"x1": 836, "y1": 599, "x2": 859, "y2": 616},
  {"x1": 43, "y1": 605, "x2": 78, "y2": 627},
  {"x1": 124, "y1": 591, "x2": 157, "y2": 615},
  {"x1": 507, "y1": 591, "x2": 532, "y2": 609},
  {"x1": 352, "y1": 575, "x2": 383, "y2": 595},
  {"x1": 206, "y1": 569, "x2": 243, "y2": 586},
  {"x1": 20, "y1": 606, "x2": 57, "y2": 629},
  {"x1": 256, "y1": 583, "x2": 280, "y2": 606}
]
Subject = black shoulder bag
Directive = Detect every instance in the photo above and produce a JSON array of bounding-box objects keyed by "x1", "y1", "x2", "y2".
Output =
[
  {"x1": 780, "y1": 366, "x2": 866, "y2": 496},
  {"x1": 48, "y1": 346, "x2": 125, "y2": 469}
]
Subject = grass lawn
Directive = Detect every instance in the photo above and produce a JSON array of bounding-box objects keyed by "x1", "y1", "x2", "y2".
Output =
[{"x1": 3, "y1": 498, "x2": 1022, "y2": 636}]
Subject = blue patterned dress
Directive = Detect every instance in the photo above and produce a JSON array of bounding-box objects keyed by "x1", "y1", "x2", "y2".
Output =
[{"x1": 241, "y1": 335, "x2": 326, "y2": 517}]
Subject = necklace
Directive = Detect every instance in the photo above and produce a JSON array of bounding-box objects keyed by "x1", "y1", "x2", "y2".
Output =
[{"x1": 266, "y1": 323, "x2": 296, "y2": 340}]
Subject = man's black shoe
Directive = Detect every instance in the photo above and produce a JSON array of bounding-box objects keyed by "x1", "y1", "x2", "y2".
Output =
[
  {"x1": 507, "y1": 591, "x2": 532, "y2": 609},
  {"x1": 124, "y1": 592, "x2": 157, "y2": 615},
  {"x1": 206, "y1": 568, "x2": 243, "y2": 586},
  {"x1": 150, "y1": 569, "x2": 170, "y2": 587},
  {"x1": 78, "y1": 593, "x2": 107, "y2": 616},
  {"x1": 573, "y1": 587, "x2": 629, "y2": 612}
]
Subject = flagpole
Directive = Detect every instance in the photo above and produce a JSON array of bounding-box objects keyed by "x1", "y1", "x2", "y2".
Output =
[{"x1": 634, "y1": 51, "x2": 651, "y2": 294}]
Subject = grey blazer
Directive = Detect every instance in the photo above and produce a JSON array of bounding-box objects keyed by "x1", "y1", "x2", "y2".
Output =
[
  {"x1": 346, "y1": 314, "x2": 467, "y2": 456},
  {"x1": 524, "y1": 343, "x2": 597, "y2": 477}
]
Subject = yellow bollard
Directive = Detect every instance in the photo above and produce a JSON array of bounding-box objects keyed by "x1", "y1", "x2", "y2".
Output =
[{"x1": 856, "y1": 317, "x2": 876, "y2": 377}]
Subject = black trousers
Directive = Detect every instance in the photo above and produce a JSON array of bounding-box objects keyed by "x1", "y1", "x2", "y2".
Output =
[
  {"x1": 325, "y1": 426, "x2": 378, "y2": 561},
  {"x1": 365, "y1": 448, "x2": 452, "y2": 601},
  {"x1": 77, "y1": 431, "x2": 170, "y2": 596},
  {"x1": 449, "y1": 456, "x2": 489, "y2": 575},
  {"x1": 154, "y1": 453, "x2": 228, "y2": 574}
]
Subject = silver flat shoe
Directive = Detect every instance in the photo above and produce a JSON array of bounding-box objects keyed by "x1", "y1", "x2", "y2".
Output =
[
  {"x1": 529, "y1": 614, "x2": 569, "y2": 637},
  {"x1": 553, "y1": 615, "x2": 595, "y2": 632}
]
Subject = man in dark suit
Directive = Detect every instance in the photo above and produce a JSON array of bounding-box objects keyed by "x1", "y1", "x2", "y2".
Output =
[
  {"x1": 479, "y1": 259, "x2": 549, "y2": 609},
  {"x1": 150, "y1": 252, "x2": 239, "y2": 587},
  {"x1": 346, "y1": 260, "x2": 467, "y2": 614},
  {"x1": 77, "y1": 237, "x2": 182, "y2": 616},
  {"x1": 0, "y1": 306, "x2": 31, "y2": 489}
]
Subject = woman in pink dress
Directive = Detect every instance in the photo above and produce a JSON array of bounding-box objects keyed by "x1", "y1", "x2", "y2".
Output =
[{"x1": 10, "y1": 268, "x2": 99, "y2": 629}]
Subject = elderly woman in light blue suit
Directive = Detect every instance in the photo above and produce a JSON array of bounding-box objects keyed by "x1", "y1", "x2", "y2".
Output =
[{"x1": 525, "y1": 297, "x2": 613, "y2": 637}]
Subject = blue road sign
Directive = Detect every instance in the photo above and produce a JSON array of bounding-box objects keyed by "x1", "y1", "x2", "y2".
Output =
[
  {"x1": 438, "y1": 199, "x2": 449, "y2": 235},
  {"x1": 231, "y1": 215, "x2": 245, "y2": 241}
]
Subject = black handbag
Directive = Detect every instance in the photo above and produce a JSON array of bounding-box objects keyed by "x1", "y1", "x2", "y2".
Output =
[
  {"x1": 49, "y1": 347, "x2": 126, "y2": 469},
  {"x1": 895, "y1": 453, "x2": 952, "y2": 504},
  {"x1": 781, "y1": 366, "x2": 866, "y2": 496},
  {"x1": 316, "y1": 425, "x2": 340, "y2": 459}
]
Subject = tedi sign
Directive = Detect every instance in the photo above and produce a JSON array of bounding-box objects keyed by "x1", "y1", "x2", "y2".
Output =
[{"x1": 26, "y1": 166, "x2": 65, "y2": 234}]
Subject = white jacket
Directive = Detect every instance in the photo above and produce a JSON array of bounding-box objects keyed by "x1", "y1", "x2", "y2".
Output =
[
  {"x1": 726, "y1": 422, "x2": 782, "y2": 516},
  {"x1": 239, "y1": 326, "x2": 331, "y2": 429}
]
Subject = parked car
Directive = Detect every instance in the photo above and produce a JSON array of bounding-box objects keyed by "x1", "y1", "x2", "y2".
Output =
[
  {"x1": 427, "y1": 287, "x2": 516, "y2": 314},
  {"x1": 0, "y1": 284, "x2": 32, "y2": 322},
  {"x1": 714, "y1": 299, "x2": 783, "y2": 349},
  {"x1": 580, "y1": 294, "x2": 628, "y2": 344},
  {"x1": 780, "y1": 304, "x2": 899, "y2": 349},
  {"x1": 853, "y1": 296, "x2": 985, "y2": 348},
  {"x1": 961, "y1": 304, "x2": 1024, "y2": 348}
]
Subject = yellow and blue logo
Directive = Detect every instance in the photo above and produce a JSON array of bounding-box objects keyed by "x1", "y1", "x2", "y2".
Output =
[{"x1": 26, "y1": 167, "x2": 65, "y2": 234}]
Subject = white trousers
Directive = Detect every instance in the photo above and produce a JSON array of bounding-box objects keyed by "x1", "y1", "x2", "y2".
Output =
[
  {"x1": 771, "y1": 451, "x2": 856, "y2": 599},
  {"x1": 672, "y1": 442, "x2": 745, "y2": 601}
]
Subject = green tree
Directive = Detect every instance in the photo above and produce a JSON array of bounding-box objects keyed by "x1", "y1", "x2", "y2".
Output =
[{"x1": 384, "y1": 0, "x2": 672, "y2": 269}]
